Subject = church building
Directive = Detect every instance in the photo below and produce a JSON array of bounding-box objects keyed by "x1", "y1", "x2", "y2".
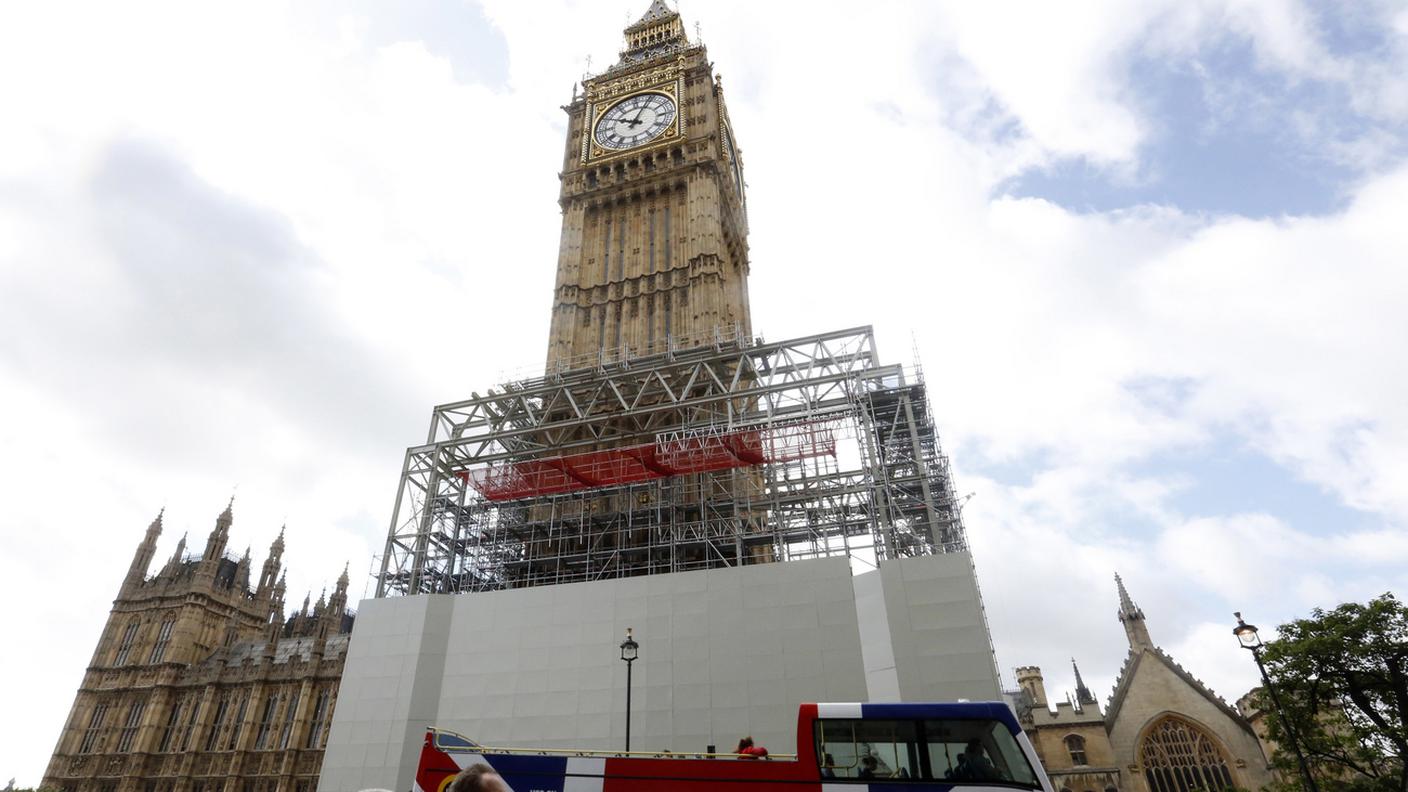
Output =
[
  {"x1": 1015, "y1": 576, "x2": 1274, "y2": 792},
  {"x1": 43, "y1": 505, "x2": 355, "y2": 792}
]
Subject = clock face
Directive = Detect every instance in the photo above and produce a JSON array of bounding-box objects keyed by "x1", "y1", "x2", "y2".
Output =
[{"x1": 595, "y1": 92, "x2": 677, "y2": 150}]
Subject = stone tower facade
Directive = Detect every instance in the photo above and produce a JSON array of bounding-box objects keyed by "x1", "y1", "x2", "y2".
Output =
[
  {"x1": 545, "y1": 0, "x2": 750, "y2": 369},
  {"x1": 44, "y1": 506, "x2": 354, "y2": 792}
]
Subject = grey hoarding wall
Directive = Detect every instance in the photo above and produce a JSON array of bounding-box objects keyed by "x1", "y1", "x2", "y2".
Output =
[{"x1": 318, "y1": 552, "x2": 998, "y2": 792}]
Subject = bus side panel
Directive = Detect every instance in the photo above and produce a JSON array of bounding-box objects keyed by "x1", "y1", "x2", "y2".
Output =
[{"x1": 601, "y1": 757, "x2": 816, "y2": 791}]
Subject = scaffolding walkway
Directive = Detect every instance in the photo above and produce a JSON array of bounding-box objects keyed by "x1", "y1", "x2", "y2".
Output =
[{"x1": 376, "y1": 326, "x2": 968, "y2": 596}]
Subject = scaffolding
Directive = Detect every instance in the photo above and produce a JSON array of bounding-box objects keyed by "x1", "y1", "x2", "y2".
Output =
[{"x1": 376, "y1": 326, "x2": 968, "y2": 597}]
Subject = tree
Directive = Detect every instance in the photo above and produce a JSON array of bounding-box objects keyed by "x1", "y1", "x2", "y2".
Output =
[{"x1": 1256, "y1": 593, "x2": 1407, "y2": 792}]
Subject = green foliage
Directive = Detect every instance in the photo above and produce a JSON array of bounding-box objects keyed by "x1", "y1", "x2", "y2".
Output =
[{"x1": 1256, "y1": 592, "x2": 1407, "y2": 791}]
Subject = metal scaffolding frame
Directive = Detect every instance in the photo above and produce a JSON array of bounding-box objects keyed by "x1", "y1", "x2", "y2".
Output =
[{"x1": 376, "y1": 325, "x2": 968, "y2": 597}]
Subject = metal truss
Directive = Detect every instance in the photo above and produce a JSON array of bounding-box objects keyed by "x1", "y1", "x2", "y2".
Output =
[{"x1": 376, "y1": 326, "x2": 968, "y2": 596}]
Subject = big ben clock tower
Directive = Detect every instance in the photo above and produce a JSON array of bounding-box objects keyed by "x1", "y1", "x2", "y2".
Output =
[{"x1": 546, "y1": 0, "x2": 750, "y2": 369}]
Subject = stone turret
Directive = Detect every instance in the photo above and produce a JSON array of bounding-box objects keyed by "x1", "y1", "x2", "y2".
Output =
[
  {"x1": 1015, "y1": 666, "x2": 1047, "y2": 707},
  {"x1": 125, "y1": 510, "x2": 163, "y2": 588},
  {"x1": 200, "y1": 499, "x2": 234, "y2": 574},
  {"x1": 258, "y1": 525, "x2": 284, "y2": 594},
  {"x1": 161, "y1": 531, "x2": 188, "y2": 577}
]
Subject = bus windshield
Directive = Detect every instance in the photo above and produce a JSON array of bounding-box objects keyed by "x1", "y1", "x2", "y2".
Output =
[{"x1": 817, "y1": 717, "x2": 1042, "y2": 787}]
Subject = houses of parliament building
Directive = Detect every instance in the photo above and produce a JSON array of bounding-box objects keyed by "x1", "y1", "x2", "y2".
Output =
[{"x1": 42, "y1": 504, "x2": 354, "y2": 792}]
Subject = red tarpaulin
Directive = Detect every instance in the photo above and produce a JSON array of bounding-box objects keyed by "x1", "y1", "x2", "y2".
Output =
[{"x1": 460, "y1": 421, "x2": 836, "y2": 502}]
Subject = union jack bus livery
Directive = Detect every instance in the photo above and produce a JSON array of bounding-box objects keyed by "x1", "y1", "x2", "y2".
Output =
[{"x1": 415, "y1": 702, "x2": 1055, "y2": 792}]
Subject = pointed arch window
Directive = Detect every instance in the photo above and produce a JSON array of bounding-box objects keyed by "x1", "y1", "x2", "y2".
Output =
[
  {"x1": 1064, "y1": 734, "x2": 1088, "y2": 765},
  {"x1": 1138, "y1": 715, "x2": 1235, "y2": 792}
]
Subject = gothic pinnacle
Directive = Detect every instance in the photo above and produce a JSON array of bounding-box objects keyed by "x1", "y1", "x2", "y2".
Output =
[
  {"x1": 1115, "y1": 572, "x2": 1142, "y2": 619},
  {"x1": 1072, "y1": 657, "x2": 1095, "y2": 705},
  {"x1": 1115, "y1": 572, "x2": 1154, "y2": 651}
]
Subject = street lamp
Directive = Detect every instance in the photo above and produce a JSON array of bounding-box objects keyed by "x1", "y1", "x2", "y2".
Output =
[
  {"x1": 620, "y1": 627, "x2": 639, "y2": 752},
  {"x1": 1233, "y1": 612, "x2": 1319, "y2": 792}
]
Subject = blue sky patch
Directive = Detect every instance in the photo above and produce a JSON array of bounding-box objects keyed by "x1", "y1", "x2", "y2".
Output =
[{"x1": 1001, "y1": 26, "x2": 1404, "y2": 218}]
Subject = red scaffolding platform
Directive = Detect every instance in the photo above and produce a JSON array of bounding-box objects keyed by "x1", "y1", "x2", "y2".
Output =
[{"x1": 461, "y1": 420, "x2": 837, "y2": 502}]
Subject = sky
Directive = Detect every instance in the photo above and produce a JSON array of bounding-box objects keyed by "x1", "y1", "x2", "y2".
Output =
[{"x1": 2, "y1": 0, "x2": 1406, "y2": 784}]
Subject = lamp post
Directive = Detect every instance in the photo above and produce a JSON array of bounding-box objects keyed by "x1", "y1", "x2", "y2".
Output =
[
  {"x1": 619, "y1": 627, "x2": 639, "y2": 753},
  {"x1": 1233, "y1": 612, "x2": 1319, "y2": 792}
]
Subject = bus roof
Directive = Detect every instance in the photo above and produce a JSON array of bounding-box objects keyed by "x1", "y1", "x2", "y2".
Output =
[{"x1": 814, "y1": 702, "x2": 1021, "y2": 734}]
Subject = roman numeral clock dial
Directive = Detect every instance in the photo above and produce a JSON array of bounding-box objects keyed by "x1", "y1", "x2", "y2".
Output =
[{"x1": 594, "y1": 92, "x2": 677, "y2": 150}]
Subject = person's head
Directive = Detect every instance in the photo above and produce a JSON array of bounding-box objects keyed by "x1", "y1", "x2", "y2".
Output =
[
  {"x1": 861, "y1": 755, "x2": 878, "y2": 770},
  {"x1": 822, "y1": 752, "x2": 835, "y2": 766},
  {"x1": 448, "y1": 763, "x2": 509, "y2": 792},
  {"x1": 965, "y1": 738, "x2": 985, "y2": 757},
  {"x1": 736, "y1": 736, "x2": 754, "y2": 752}
]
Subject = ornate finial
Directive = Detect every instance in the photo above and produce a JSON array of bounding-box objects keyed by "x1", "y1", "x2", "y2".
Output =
[{"x1": 337, "y1": 562, "x2": 350, "y2": 588}]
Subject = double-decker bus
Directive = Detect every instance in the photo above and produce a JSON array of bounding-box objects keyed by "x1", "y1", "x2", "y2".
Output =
[{"x1": 415, "y1": 701, "x2": 1054, "y2": 791}]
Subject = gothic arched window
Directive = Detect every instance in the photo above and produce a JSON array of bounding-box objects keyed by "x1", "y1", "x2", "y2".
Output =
[
  {"x1": 1065, "y1": 734, "x2": 1088, "y2": 765},
  {"x1": 1138, "y1": 715, "x2": 1235, "y2": 792}
]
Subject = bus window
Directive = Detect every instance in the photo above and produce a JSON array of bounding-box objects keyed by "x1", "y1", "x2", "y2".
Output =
[
  {"x1": 816, "y1": 719, "x2": 920, "y2": 780},
  {"x1": 925, "y1": 720, "x2": 1040, "y2": 787}
]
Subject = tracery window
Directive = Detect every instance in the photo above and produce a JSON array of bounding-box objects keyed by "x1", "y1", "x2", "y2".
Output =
[
  {"x1": 254, "y1": 692, "x2": 279, "y2": 750},
  {"x1": 1139, "y1": 716, "x2": 1235, "y2": 792},
  {"x1": 278, "y1": 689, "x2": 301, "y2": 750},
  {"x1": 79, "y1": 703, "x2": 109, "y2": 754},
  {"x1": 148, "y1": 618, "x2": 175, "y2": 664},
  {"x1": 117, "y1": 701, "x2": 146, "y2": 752},
  {"x1": 305, "y1": 688, "x2": 331, "y2": 749},
  {"x1": 179, "y1": 695, "x2": 200, "y2": 751},
  {"x1": 159, "y1": 700, "x2": 183, "y2": 752},
  {"x1": 226, "y1": 693, "x2": 249, "y2": 750},
  {"x1": 113, "y1": 621, "x2": 140, "y2": 666},
  {"x1": 1065, "y1": 734, "x2": 1088, "y2": 765},
  {"x1": 204, "y1": 692, "x2": 231, "y2": 751}
]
